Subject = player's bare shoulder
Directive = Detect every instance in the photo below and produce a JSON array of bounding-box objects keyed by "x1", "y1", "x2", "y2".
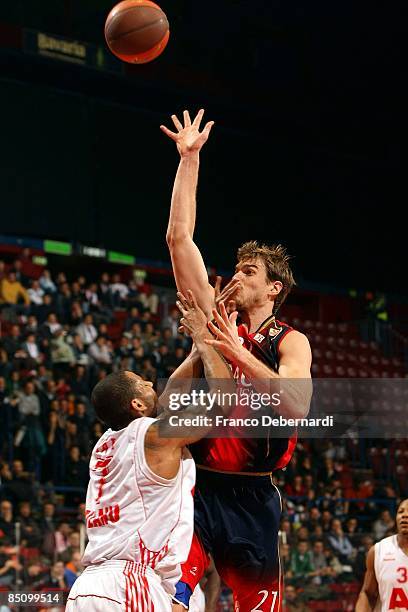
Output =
[{"x1": 278, "y1": 329, "x2": 312, "y2": 375}]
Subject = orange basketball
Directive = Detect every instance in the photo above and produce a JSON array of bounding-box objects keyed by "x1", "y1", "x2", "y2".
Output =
[{"x1": 104, "y1": 0, "x2": 170, "y2": 64}]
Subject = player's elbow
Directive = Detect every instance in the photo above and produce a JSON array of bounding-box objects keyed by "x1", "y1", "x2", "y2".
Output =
[{"x1": 166, "y1": 223, "x2": 191, "y2": 249}]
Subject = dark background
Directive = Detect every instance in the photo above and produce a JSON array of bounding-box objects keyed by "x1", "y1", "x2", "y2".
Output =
[{"x1": 0, "y1": 0, "x2": 405, "y2": 293}]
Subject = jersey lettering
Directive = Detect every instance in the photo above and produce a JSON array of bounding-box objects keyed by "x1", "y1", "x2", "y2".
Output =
[
  {"x1": 388, "y1": 587, "x2": 408, "y2": 609},
  {"x1": 86, "y1": 504, "x2": 120, "y2": 528},
  {"x1": 92, "y1": 437, "x2": 116, "y2": 503},
  {"x1": 396, "y1": 567, "x2": 408, "y2": 583}
]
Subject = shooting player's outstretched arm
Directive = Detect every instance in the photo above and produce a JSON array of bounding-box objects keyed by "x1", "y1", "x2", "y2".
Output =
[{"x1": 161, "y1": 109, "x2": 215, "y2": 318}]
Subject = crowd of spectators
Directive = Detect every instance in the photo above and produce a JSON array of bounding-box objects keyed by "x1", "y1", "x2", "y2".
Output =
[{"x1": 0, "y1": 252, "x2": 407, "y2": 611}]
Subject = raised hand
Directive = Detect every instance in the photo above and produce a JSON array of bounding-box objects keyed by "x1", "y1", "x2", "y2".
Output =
[
  {"x1": 176, "y1": 290, "x2": 209, "y2": 342},
  {"x1": 160, "y1": 109, "x2": 214, "y2": 157},
  {"x1": 205, "y1": 302, "x2": 243, "y2": 363},
  {"x1": 214, "y1": 275, "x2": 239, "y2": 314}
]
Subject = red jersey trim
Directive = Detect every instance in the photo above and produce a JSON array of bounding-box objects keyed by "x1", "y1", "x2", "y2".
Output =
[{"x1": 67, "y1": 594, "x2": 122, "y2": 604}]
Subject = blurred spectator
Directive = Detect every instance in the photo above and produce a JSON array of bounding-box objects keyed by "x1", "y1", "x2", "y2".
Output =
[
  {"x1": 36, "y1": 294, "x2": 55, "y2": 324},
  {"x1": 284, "y1": 585, "x2": 310, "y2": 612},
  {"x1": 64, "y1": 446, "x2": 88, "y2": 489},
  {"x1": 0, "y1": 501, "x2": 14, "y2": 542},
  {"x1": 12, "y1": 260, "x2": 31, "y2": 287},
  {"x1": 15, "y1": 382, "x2": 47, "y2": 467},
  {"x1": 39, "y1": 502, "x2": 57, "y2": 534},
  {"x1": 50, "y1": 329, "x2": 76, "y2": 371},
  {"x1": 0, "y1": 539, "x2": 21, "y2": 586},
  {"x1": 53, "y1": 522, "x2": 71, "y2": 557},
  {"x1": 58, "y1": 532, "x2": 81, "y2": 564},
  {"x1": 161, "y1": 306, "x2": 180, "y2": 337},
  {"x1": 28, "y1": 280, "x2": 44, "y2": 306},
  {"x1": 39, "y1": 269, "x2": 57, "y2": 294},
  {"x1": 41, "y1": 313, "x2": 62, "y2": 340},
  {"x1": 64, "y1": 551, "x2": 83, "y2": 588},
  {"x1": 6, "y1": 460, "x2": 36, "y2": 504},
  {"x1": 372, "y1": 509, "x2": 395, "y2": 540},
  {"x1": 70, "y1": 403, "x2": 90, "y2": 455},
  {"x1": 110, "y1": 273, "x2": 129, "y2": 307},
  {"x1": 288, "y1": 541, "x2": 314, "y2": 585},
  {"x1": 87, "y1": 336, "x2": 112, "y2": 366},
  {"x1": 327, "y1": 519, "x2": 355, "y2": 564},
  {"x1": 16, "y1": 501, "x2": 41, "y2": 548},
  {"x1": 354, "y1": 535, "x2": 374, "y2": 581},
  {"x1": 24, "y1": 559, "x2": 48, "y2": 588},
  {"x1": 1, "y1": 325, "x2": 22, "y2": 359},
  {"x1": 76, "y1": 314, "x2": 97, "y2": 347},
  {"x1": 41, "y1": 560, "x2": 69, "y2": 590},
  {"x1": 344, "y1": 517, "x2": 361, "y2": 547},
  {"x1": 0, "y1": 271, "x2": 30, "y2": 307}
]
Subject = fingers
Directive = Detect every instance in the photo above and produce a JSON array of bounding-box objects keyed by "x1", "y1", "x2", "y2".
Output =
[
  {"x1": 186, "y1": 289, "x2": 198, "y2": 309},
  {"x1": 160, "y1": 125, "x2": 178, "y2": 141},
  {"x1": 176, "y1": 291, "x2": 190, "y2": 310},
  {"x1": 171, "y1": 114, "x2": 183, "y2": 131},
  {"x1": 218, "y1": 301, "x2": 230, "y2": 325},
  {"x1": 176, "y1": 300, "x2": 186, "y2": 317},
  {"x1": 229, "y1": 311, "x2": 239, "y2": 325},
  {"x1": 183, "y1": 110, "x2": 191, "y2": 127},
  {"x1": 204, "y1": 338, "x2": 222, "y2": 349},
  {"x1": 192, "y1": 108, "x2": 205, "y2": 129},
  {"x1": 214, "y1": 276, "x2": 222, "y2": 297},
  {"x1": 219, "y1": 281, "x2": 239, "y2": 301},
  {"x1": 211, "y1": 307, "x2": 227, "y2": 331},
  {"x1": 203, "y1": 121, "x2": 214, "y2": 137},
  {"x1": 208, "y1": 319, "x2": 228, "y2": 342}
]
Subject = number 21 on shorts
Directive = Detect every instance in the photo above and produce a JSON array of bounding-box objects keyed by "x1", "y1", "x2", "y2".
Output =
[{"x1": 251, "y1": 590, "x2": 279, "y2": 612}]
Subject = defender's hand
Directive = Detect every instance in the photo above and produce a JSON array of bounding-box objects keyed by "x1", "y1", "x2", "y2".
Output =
[
  {"x1": 205, "y1": 302, "x2": 243, "y2": 362},
  {"x1": 160, "y1": 109, "x2": 214, "y2": 157},
  {"x1": 176, "y1": 290, "x2": 209, "y2": 342}
]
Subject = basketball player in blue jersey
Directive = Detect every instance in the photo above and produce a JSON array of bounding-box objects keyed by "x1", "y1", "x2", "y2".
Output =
[{"x1": 161, "y1": 109, "x2": 312, "y2": 612}]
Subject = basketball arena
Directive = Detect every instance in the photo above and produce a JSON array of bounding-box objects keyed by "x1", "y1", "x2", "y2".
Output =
[{"x1": 0, "y1": 1, "x2": 406, "y2": 611}]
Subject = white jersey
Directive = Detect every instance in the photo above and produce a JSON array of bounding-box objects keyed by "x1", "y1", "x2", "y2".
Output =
[
  {"x1": 374, "y1": 535, "x2": 408, "y2": 611},
  {"x1": 82, "y1": 416, "x2": 195, "y2": 596}
]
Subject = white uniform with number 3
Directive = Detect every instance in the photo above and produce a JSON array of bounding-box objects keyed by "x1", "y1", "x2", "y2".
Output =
[
  {"x1": 66, "y1": 416, "x2": 195, "y2": 611},
  {"x1": 374, "y1": 535, "x2": 408, "y2": 611}
]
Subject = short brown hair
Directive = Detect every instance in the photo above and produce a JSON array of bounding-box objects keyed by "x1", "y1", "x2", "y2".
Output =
[{"x1": 237, "y1": 241, "x2": 295, "y2": 313}]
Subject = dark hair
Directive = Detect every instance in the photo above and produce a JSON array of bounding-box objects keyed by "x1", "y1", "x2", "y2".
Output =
[
  {"x1": 237, "y1": 241, "x2": 295, "y2": 314},
  {"x1": 91, "y1": 371, "x2": 141, "y2": 430}
]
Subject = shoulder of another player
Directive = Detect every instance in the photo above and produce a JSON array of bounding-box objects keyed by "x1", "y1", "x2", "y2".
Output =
[{"x1": 366, "y1": 544, "x2": 376, "y2": 568}]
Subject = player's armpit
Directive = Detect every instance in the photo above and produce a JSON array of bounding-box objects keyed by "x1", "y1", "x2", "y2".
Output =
[{"x1": 355, "y1": 546, "x2": 379, "y2": 612}]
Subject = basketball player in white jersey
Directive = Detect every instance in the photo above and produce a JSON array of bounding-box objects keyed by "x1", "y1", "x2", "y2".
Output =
[
  {"x1": 356, "y1": 499, "x2": 408, "y2": 611},
  {"x1": 66, "y1": 291, "x2": 233, "y2": 612}
]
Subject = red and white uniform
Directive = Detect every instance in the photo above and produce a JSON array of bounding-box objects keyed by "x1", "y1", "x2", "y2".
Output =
[
  {"x1": 66, "y1": 416, "x2": 195, "y2": 611},
  {"x1": 374, "y1": 535, "x2": 408, "y2": 611}
]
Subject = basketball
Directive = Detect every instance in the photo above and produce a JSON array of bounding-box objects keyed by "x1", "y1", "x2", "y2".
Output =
[{"x1": 104, "y1": 0, "x2": 169, "y2": 64}]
